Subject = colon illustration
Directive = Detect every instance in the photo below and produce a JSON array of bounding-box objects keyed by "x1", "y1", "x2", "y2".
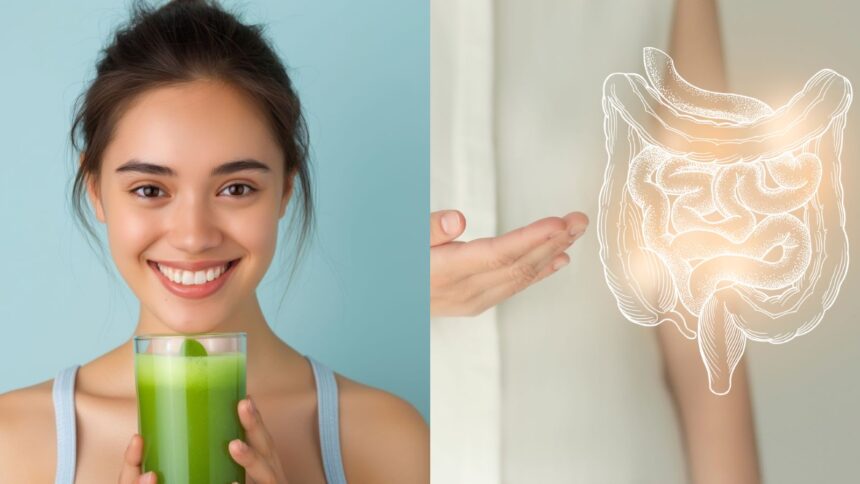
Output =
[{"x1": 598, "y1": 47, "x2": 852, "y2": 395}]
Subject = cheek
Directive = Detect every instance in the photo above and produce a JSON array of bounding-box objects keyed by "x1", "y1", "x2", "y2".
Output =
[
  {"x1": 105, "y1": 209, "x2": 159, "y2": 270},
  {"x1": 228, "y1": 206, "x2": 280, "y2": 258}
]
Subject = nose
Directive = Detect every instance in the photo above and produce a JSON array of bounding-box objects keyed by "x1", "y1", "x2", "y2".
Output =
[{"x1": 166, "y1": 192, "x2": 223, "y2": 254}]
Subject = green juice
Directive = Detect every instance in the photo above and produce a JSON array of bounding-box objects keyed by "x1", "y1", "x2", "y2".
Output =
[{"x1": 135, "y1": 352, "x2": 246, "y2": 484}]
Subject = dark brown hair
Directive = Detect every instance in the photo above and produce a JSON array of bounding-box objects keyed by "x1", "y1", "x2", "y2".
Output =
[{"x1": 69, "y1": 0, "x2": 314, "y2": 279}]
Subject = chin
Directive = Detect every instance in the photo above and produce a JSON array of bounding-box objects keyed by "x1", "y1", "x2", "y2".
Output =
[{"x1": 157, "y1": 309, "x2": 227, "y2": 335}]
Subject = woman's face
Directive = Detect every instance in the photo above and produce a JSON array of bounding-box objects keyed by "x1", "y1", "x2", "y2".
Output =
[{"x1": 87, "y1": 79, "x2": 290, "y2": 333}]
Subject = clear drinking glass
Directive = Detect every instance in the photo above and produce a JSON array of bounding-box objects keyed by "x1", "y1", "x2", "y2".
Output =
[{"x1": 134, "y1": 332, "x2": 247, "y2": 484}]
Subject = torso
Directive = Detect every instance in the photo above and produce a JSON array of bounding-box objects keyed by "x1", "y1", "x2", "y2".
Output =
[
  {"x1": 77, "y1": 375, "x2": 327, "y2": 483},
  {"x1": 3, "y1": 350, "x2": 329, "y2": 483},
  {"x1": 0, "y1": 341, "x2": 427, "y2": 484}
]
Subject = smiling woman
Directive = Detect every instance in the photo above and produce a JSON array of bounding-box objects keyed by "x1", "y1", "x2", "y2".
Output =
[
  {"x1": 82, "y1": 78, "x2": 296, "y2": 333},
  {"x1": 0, "y1": 1, "x2": 428, "y2": 483}
]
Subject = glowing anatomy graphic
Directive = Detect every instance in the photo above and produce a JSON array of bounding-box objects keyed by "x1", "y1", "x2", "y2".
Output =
[{"x1": 598, "y1": 48, "x2": 852, "y2": 395}]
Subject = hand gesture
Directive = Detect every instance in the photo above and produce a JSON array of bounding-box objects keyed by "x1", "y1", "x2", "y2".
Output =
[{"x1": 430, "y1": 209, "x2": 588, "y2": 317}]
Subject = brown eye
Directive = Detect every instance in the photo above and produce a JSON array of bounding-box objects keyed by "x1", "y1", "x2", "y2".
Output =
[
  {"x1": 131, "y1": 185, "x2": 164, "y2": 199},
  {"x1": 220, "y1": 183, "x2": 257, "y2": 197}
]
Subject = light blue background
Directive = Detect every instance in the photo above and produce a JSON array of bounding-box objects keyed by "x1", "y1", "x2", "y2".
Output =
[{"x1": 0, "y1": 0, "x2": 428, "y2": 419}]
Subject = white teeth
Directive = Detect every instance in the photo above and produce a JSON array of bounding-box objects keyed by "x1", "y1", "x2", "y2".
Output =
[{"x1": 156, "y1": 262, "x2": 229, "y2": 286}]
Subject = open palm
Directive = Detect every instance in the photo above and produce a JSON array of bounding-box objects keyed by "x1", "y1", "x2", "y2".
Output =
[{"x1": 430, "y1": 210, "x2": 589, "y2": 317}]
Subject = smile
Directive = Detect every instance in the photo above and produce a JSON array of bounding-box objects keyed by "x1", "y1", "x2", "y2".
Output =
[{"x1": 147, "y1": 259, "x2": 240, "y2": 299}]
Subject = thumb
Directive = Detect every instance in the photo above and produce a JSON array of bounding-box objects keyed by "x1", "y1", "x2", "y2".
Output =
[{"x1": 430, "y1": 210, "x2": 465, "y2": 247}]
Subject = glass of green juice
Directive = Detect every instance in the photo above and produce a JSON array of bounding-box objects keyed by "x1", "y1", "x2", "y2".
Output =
[{"x1": 134, "y1": 332, "x2": 247, "y2": 484}]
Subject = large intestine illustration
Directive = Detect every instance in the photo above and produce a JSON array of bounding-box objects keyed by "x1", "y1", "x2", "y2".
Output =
[{"x1": 598, "y1": 48, "x2": 852, "y2": 395}]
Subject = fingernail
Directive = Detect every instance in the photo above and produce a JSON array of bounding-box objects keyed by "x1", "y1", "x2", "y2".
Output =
[
  {"x1": 569, "y1": 223, "x2": 587, "y2": 237},
  {"x1": 552, "y1": 258, "x2": 569, "y2": 270},
  {"x1": 233, "y1": 439, "x2": 248, "y2": 452},
  {"x1": 441, "y1": 211, "x2": 460, "y2": 234},
  {"x1": 247, "y1": 396, "x2": 256, "y2": 415},
  {"x1": 142, "y1": 471, "x2": 156, "y2": 484}
]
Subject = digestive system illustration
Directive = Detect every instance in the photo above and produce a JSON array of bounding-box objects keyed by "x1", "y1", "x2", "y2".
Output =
[{"x1": 598, "y1": 48, "x2": 852, "y2": 395}]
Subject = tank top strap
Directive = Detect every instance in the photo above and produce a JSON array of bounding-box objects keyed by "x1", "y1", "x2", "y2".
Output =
[
  {"x1": 53, "y1": 365, "x2": 80, "y2": 484},
  {"x1": 306, "y1": 356, "x2": 348, "y2": 484}
]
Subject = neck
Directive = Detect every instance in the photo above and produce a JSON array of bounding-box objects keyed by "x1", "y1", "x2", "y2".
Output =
[{"x1": 134, "y1": 292, "x2": 281, "y2": 348}]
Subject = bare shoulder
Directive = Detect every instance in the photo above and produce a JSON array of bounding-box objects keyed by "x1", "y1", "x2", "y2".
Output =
[
  {"x1": 335, "y1": 374, "x2": 429, "y2": 484},
  {"x1": 0, "y1": 379, "x2": 57, "y2": 483}
]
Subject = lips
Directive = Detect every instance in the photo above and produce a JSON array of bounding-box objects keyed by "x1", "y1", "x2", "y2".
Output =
[{"x1": 148, "y1": 258, "x2": 240, "y2": 300}]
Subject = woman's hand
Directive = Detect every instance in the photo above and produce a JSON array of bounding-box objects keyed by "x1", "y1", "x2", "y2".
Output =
[
  {"x1": 119, "y1": 396, "x2": 286, "y2": 484},
  {"x1": 430, "y1": 209, "x2": 589, "y2": 317},
  {"x1": 118, "y1": 434, "x2": 157, "y2": 484},
  {"x1": 228, "y1": 396, "x2": 290, "y2": 484}
]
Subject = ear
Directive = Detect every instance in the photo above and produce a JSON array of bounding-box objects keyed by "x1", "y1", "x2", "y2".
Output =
[
  {"x1": 279, "y1": 170, "x2": 297, "y2": 220},
  {"x1": 81, "y1": 152, "x2": 106, "y2": 223}
]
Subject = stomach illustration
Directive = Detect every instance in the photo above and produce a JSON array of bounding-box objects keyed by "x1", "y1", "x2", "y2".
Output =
[{"x1": 598, "y1": 48, "x2": 852, "y2": 395}]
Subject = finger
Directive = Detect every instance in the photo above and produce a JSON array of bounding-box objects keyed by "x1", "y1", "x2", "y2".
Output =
[
  {"x1": 505, "y1": 227, "x2": 572, "y2": 275},
  {"x1": 118, "y1": 434, "x2": 156, "y2": 484},
  {"x1": 229, "y1": 438, "x2": 279, "y2": 484},
  {"x1": 458, "y1": 212, "x2": 588, "y2": 274},
  {"x1": 448, "y1": 252, "x2": 571, "y2": 317},
  {"x1": 500, "y1": 250, "x2": 571, "y2": 299},
  {"x1": 139, "y1": 473, "x2": 157, "y2": 484},
  {"x1": 480, "y1": 226, "x2": 579, "y2": 288},
  {"x1": 430, "y1": 210, "x2": 466, "y2": 247},
  {"x1": 535, "y1": 252, "x2": 570, "y2": 282},
  {"x1": 492, "y1": 251, "x2": 571, "y2": 309},
  {"x1": 467, "y1": 231, "x2": 578, "y2": 313},
  {"x1": 237, "y1": 397, "x2": 278, "y2": 462},
  {"x1": 499, "y1": 227, "x2": 582, "y2": 285}
]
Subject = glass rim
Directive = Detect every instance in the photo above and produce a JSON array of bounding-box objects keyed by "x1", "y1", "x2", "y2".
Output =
[{"x1": 133, "y1": 331, "x2": 246, "y2": 341}]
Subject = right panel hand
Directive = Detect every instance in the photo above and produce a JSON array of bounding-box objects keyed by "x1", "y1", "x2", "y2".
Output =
[{"x1": 430, "y1": 209, "x2": 588, "y2": 317}]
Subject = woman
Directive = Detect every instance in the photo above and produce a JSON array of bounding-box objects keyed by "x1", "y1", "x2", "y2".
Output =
[
  {"x1": 0, "y1": 1, "x2": 428, "y2": 483},
  {"x1": 431, "y1": 0, "x2": 760, "y2": 482}
]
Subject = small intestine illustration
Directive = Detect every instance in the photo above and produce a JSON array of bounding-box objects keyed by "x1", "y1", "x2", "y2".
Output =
[{"x1": 598, "y1": 48, "x2": 852, "y2": 395}]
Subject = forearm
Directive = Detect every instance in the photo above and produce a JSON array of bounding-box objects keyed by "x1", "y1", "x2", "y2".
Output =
[
  {"x1": 657, "y1": 2, "x2": 762, "y2": 482},
  {"x1": 669, "y1": 0, "x2": 727, "y2": 92},
  {"x1": 657, "y1": 324, "x2": 762, "y2": 484}
]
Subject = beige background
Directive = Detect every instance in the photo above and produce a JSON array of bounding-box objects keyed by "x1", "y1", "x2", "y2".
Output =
[{"x1": 432, "y1": 1, "x2": 860, "y2": 482}]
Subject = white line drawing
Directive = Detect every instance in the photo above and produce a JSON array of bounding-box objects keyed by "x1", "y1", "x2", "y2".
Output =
[{"x1": 598, "y1": 47, "x2": 852, "y2": 395}]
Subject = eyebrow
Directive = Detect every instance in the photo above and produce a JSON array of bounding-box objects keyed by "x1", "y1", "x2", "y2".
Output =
[{"x1": 115, "y1": 158, "x2": 272, "y2": 177}]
